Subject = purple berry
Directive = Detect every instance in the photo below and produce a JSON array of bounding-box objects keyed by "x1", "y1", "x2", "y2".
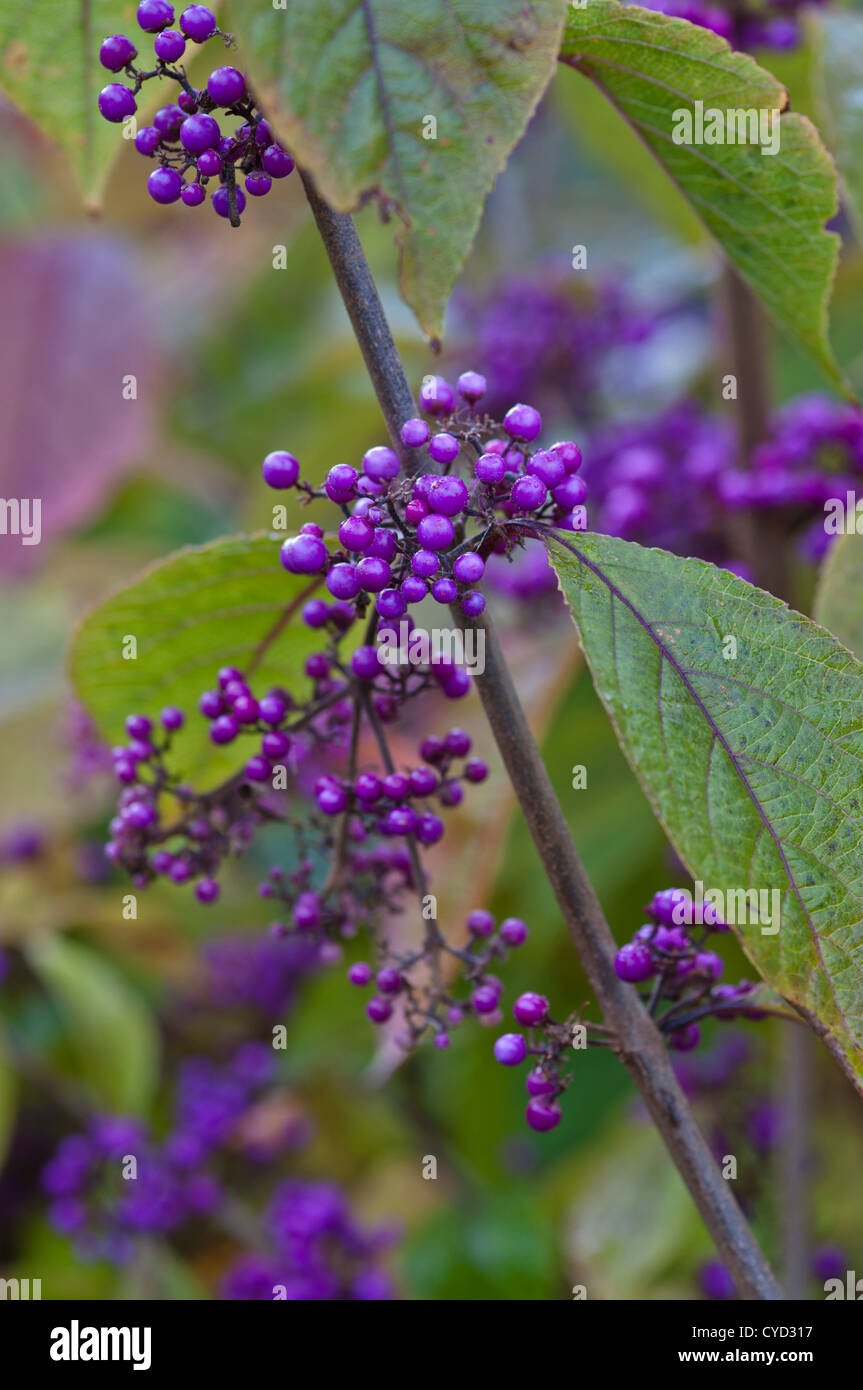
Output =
[
  {"x1": 280, "y1": 534, "x2": 326, "y2": 574},
  {"x1": 426, "y1": 475, "x2": 469, "y2": 517},
  {"x1": 408, "y1": 766, "x2": 437, "y2": 796},
  {"x1": 376, "y1": 588, "x2": 405, "y2": 620},
  {"x1": 137, "y1": 1, "x2": 175, "y2": 33},
  {"x1": 431, "y1": 577, "x2": 457, "y2": 604},
  {"x1": 416, "y1": 813, "x2": 444, "y2": 845},
  {"x1": 526, "y1": 1069, "x2": 556, "y2": 1097},
  {"x1": 339, "y1": 515, "x2": 374, "y2": 552},
  {"x1": 245, "y1": 173, "x2": 272, "y2": 197},
  {"x1": 401, "y1": 575, "x2": 427, "y2": 603},
  {"x1": 456, "y1": 371, "x2": 486, "y2": 403},
  {"x1": 461, "y1": 590, "x2": 485, "y2": 617},
  {"x1": 153, "y1": 103, "x2": 184, "y2": 138},
  {"x1": 207, "y1": 66, "x2": 245, "y2": 105},
  {"x1": 293, "y1": 891, "x2": 321, "y2": 931},
  {"x1": 326, "y1": 463, "x2": 358, "y2": 500},
  {"x1": 382, "y1": 773, "x2": 410, "y2": 800},
  {"x1": 261, "y1": 730, "x2": 290, "y2": 759},
  {"x1": 98, "y1": 84, "x2": 136, "y2": 123},
  {"x1": 614, "y1": 941, "x2": 654, "y2": 983},
  {"x1": 348, "y1": 962, "x2": 372, "y2": 986},
  {"x1": 418, "y1": 376, "x2": 455, "y2": 416},
  {"x1": 511, "y1": 474, "x2": 547, "y2": 512},
  {"x1": 671, "y1": 1023, "x2": 701, "y2": 1052},
  {"x1": 353, "y1": 556, "x2": 389, "y2": 593},
  {"x1": 180, "y1": 5, "x2": 217, "y2": 42},
  {"x1": 160, "y1": 706, "x2": 184, "y2": 731},
  {"x1": 412, "y1": 549, "x2": 439, "y2": 578},
  {"x1": 197, "y1": 148, "x2": 221, "y2": 177},
  {"x1": 401, "y1": 419, "x2": 429, "y2": 447},
  {"x1": 416, "y1": 514, "x2": 454, "y2": 552},
  {"x1": 181, "y1": 183, "x2": 205, "y2": 207},
  {"x1": 318, "y1": 783, "x2": 348, "y2": 815},
  {"x1": 552, "y1": 475, "x2": 588, "y2": 510},
  {"x1": 500, "y1": 917, "x2": 528, "y2": 947},
  {"x1": 351, "y1": 646, "x2": 382, "y2": 681},
  {"x1": 134, "y1": 126, "x2": 161, "y2": 156},
  {"x1": 369, "y1": 528, "x2": 397, "y2": 562},
  {"x1": 210, "y1": 714, "x2": 238, "y2": 745},
  {"x1": 212, "y1": 185, "x2": 246, "y2": 219},
  {"x1": 475, "y1": 453, "x2": 506, "y2": 484},
  {"x1": 513, "y1": 991, "x2": 548, "y2": 1027},
  {"x1": 467, "y1": 909, "x2": 495, "y2": 937},
  {"x1": 428, "y1": 433, "x2": 459, "y2": 465},
  {"x1": 528, "y1": 449, "x2": 566, "y2": 489},
  {"x1": 453, "y1": 552, "x2": 484, "y2": 584},
  {"x1": 362, "y1": 446, "x2": 400, "y2": 482},
  {"x1": 376, "y1": 967, "x2": 402, "y2": 994},
  {"x1": 100, "y1": 36, "x2": 138, "y2": 71},
  {"x1": 155, "y1": 28, "x2": 186, "y2": 61},
  {"x1": 195, "y1": 877, "x2": 220, "y2": 903},
  {"x1": 262, "y1": 450, "x2": 299, "y2": 489},
  {"x1": 494, "y1": 1033, "x2": 527, "y2": 1066},
  {"x1": 244, "y1": 755, "x2": 270, "y2": 782},
  {"x1": 695, "y1": 950, "x2": 724, "y2": 979},
  {"x1": 526, "y1": 1099, "x2": 561, "y2": 1133},
  {"x1": 503, "y1": 403, "x2": 542, "y2": 442},
  {"x1": 198, "y1": 689, "x2": 223, "y2": 718},
  {"x1": 261, "y1": 145, "x2": 294, "y2": 178},
  {"x1": 445, "y1": 728, "x2": 471, "y2": 755},
  {"x1": 366, "y1": 996, "x2": 392, "y2": 1024},
  {"x1": 180, "y1": 113, "x2": 219, "y2": 153},
  {"x1": 125, "y1": 714, "x2": 152, "y2": 739},
  {"x1": 552, "y1": 441, "x2": 582, "y2": 472},
  {"x1": 147, "y1": 166, "x2": 183, "y2": 204},
  {"x1": 259, "y1": 695, "x2": 287, "y2": 725},
  {"x1": 472, "y1": 985, "x2": 499, "y2": 1015}
]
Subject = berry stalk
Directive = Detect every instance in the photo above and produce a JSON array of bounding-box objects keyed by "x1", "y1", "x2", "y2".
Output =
[{"x1": 300, "y1": 170, "x2": 784, "y2": 1301}]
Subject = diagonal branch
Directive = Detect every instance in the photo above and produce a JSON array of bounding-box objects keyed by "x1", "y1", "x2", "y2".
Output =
[{"x1": 299, "y1": 169, "x2": 783, "y2": 1301}]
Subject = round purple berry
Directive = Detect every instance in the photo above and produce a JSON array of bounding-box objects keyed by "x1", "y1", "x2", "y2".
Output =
[
  {"x1": 262, "y1": 451, "x2": 299, "y2": 489},
  {"x1": 428, "y1": 433, "x2": 459, "y2": 465},
  {"x1": 503, "y1": 403, "x2": 542, "y2": 442},
  {"x1": 475, "y1": 453, "x2": 506, "y2": 485},
  {"x1": 195, "y1": 877, "x2": 220, "y2": 904},
  {"x1": 160, "y1": 706, "x2": 184, "y2": 731},
  {"x1": 513, "y1": 991, "x2": 548, "y2": 1027},
  {"x1": 376, "y1": 967, "x2": 402, "y2": 994},
  {"x1": 401, "y1": 419, "x2": 429, "y2": 447},
  {"x1": 416, "y1": 813, "x2": 444, "y2": 845},
  {"x1": 412, "y1": 549, "x2": 439, "y2": 578},
  {"x1": 147, "y1": 166, "x2": 182, "y2": 203},
  {"x1": 100, "y1": 36, "x2": 138, "y2": 71},
  {"x1": 180, "y1": 5, "x2": 217, "y2": 42},
  {"x1": 528, "y1": 449, "x2": 566, "y2": 489},
  {"x1": 376, "y1": 588, "x2": 406, "y2": 620},
  {"x1": 351, "y1": 646, "x2": 382, "y2": 681},
  {"x1": 494, "y1": 1033, "x2": 527, "y2": 1066},
  {"x1": 467, "y1": 909, "x2": 495, "y2": 937},
  {"x1": 357, "y1": 556, "x2": 391, "y2": 593},
  {"x1": 526, "y1": 1099, "x2": 561, "y2": 1133},
  {"x1": 366, "y1": 996, "x2": 392, "y2": 1024},
  {"x1": 416, "y1": 514, "x2": 454, "y2": 552},
  {"x1": 418, "y1": 376, "x2": 455, "y2": 417},
  {"x1": 181, "y1": 183, "x2": 205, "y2": 207},
  {"x1": 456, "y1": 371, "x2": 486, "y2": 403},
  {"x1": 212, "y1": 185, "x2": 246, "y2": 219},
  {"x1": 511, "y1": 474, "x2": 547, "y2": 512},
  {"x1": 210, "y1": 714, "x2": 238, "y2": 745},
  {"x1": 426, "y1": 475, "x2": 469, "y2": 517},
  {"x1": 137, "y1": 0, "x2": 175, "y2": 33},
  {"x1": 552, "y1": 475, "x2": 588, "y2": 510},
  {"x1": 453, "y1": 552, "x2": 484, "y2": 584},
  {"x1": 261, "y1": 145, "x2": 294, "y2": 178},
  {"x1": 348, "y1": 962, "x2": 373, "y2": 986},
  {"x1": 461, "y1": 590, "x2": 485, "y2": 617},
  {"x1": 98, "y1": 84, "x2": 137, "y2": 123},
  {"x1": 526, "y1": 1069, "x2": 556, "y2": 1097},
  {"x1": 134, "y1": 126, "x2": 161, "y2": 156},
  {"x1": 280, "y1": 533, "x2": 326, "y2": 574},
  {"x1": 500, "y1": 917, "x2": 528, "y2": 947},
  {"x1": 670, "y1": 1023, "x2": 701, "y2": 1052},
  {"x1": 245, "y1": 173, "x2": 272, "y2": 197},
  {"x1": 197, "y1": 148, "x2": 221, "y2": 177},
  {"x1": 155, "y1": 28, "x2": 186, "y2": 61},
  {"x1": 180, "y1": 113, "x2": 219, "y2": 153},
  {"x1": 339, "y1": 515, "x2": 374, "y2": 552},
  {"x1": 207, "y1": 66, "x2": 245, "y2": 105},
  {"x1": 362, "y1": 446, "x2": 400, "y2": 482},
  {"x1": 614, "y1": 941, "x2": 654, "y2": 984},
  {"x1": 431, "y1": 577, "x2": 457, "y2": 604}
]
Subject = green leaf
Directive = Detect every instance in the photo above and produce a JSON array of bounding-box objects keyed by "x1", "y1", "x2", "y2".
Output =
[
  {"x1": 25, "y1": 936, "x2": 159, "y2": 1113},
  {"x1": 560, "y1": 0, "x2": 844, "y2": 388},
  {"x1": 547, "y1": 530, "x2": 863, "y2": 1094},
  {"x1": 814, "y1": 531, "x2": 863, "y2": 660},
  {"x1": 69, "y1": 533, "x2": 328, "y2": 782},
  {"x1": 0, "y1": 1, "x2": 136, "y2": 206},
  {"x1": 811, "y1": 9, "x2": 863, "y2": 238},
  {"x1": 223, "y1": 0, "x2": 571, "y2": 340}
]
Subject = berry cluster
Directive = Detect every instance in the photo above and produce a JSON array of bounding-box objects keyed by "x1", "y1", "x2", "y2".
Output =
[
  {"x1": 638, "y1": 0, "x2": 816, "y2": 50},
  {"x1": 613, "y1": 887, "x2": 767, "y2": 1049},
  {"x1": 97, "y1": 4, "x2": 294, "y2": 223},
  {"x1": 272, "y1": 372, "x2": 586, "y2": 622}
]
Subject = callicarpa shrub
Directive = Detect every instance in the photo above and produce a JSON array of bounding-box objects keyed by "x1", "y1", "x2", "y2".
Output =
[{"x1": 1, "y1": 0, "x2": 863, "y2": 1316}]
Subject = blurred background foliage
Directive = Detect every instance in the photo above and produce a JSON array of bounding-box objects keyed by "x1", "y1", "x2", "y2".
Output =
[{"x1": 1, "y1": 2, "x2": 863, "y2": 1301}]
